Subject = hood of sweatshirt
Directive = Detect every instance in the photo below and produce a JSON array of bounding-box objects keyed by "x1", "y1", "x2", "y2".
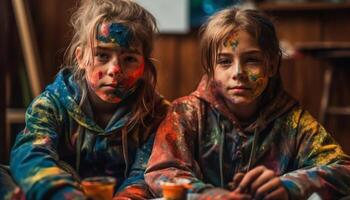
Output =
[
  {"x1": 45, "y1": 68, "x2": 133, "y2": 134},
  {"x1": 191, "y1": 75, "x2": 298, "y2": 134}
]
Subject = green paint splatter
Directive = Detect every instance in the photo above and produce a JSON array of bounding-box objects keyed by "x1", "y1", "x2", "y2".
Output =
[
  {"x1": 224, "y1": 32, "x2": 239, "y2": 51},
  {"x1": 249, "y1": 74, "x2": 258, "y2": 81}
]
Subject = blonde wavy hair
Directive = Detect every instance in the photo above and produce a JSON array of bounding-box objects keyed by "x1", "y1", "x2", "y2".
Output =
[{"x1": 64, "y1": 0, "x2": 159, "y2": 127}]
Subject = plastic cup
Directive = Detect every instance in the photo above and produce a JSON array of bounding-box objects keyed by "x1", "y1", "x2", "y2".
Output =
[
  {"x1": 81, "y1": 176, "x2": 116, "y2": 200},
  {"x1": 161, "y1": 178, "x2": 191, "y2": 200}
]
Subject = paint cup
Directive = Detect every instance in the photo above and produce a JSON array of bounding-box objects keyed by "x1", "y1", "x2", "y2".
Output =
[
  {"x1": 161, "y1": 178, "x2": 191, "y2": 200},
  {"x1": 81, "y1": 176, "x2": 116, "y2": 200}
]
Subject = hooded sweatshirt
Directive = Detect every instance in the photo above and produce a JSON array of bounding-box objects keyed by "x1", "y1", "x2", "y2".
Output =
[
  {"x1": 145, "y1": 75, "x2": 350, "y2": 199},
  {"x1": 10, "y1": 68, "x2": 169, "y2": 200}
]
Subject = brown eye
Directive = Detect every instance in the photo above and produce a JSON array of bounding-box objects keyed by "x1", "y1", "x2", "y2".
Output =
[
  {"x1": 217, "y1": 57, "x2": 232, "y2": 66},
  {"x1": 124, "y1": 56, "x2": 137, "y2": 63},
  {"x1": 95, "y1": 52, "x2": 110, "y2": 63},
  {"x1": 246, "y1": 57, "x2": 262, "y2": 65}
]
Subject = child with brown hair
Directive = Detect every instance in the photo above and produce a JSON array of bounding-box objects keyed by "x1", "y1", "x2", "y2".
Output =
[
  {"x1": 0, "y1": 0, "x2": 168, "y2": 199},
  {"x1": 145, "y1": 7, "x2": 350, "y2": 200}
]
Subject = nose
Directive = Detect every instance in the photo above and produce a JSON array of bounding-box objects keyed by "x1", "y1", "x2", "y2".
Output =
[
  {"x1": 232, "y1": 62, "x2": 244, "y2": 80},
  {"x1": 107, "y1": 63, "x2": 122, "y2": 78}
]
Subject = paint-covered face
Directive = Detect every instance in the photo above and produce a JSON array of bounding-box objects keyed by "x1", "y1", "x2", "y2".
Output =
[
  {"x1": 214, "y1": 30, "x2": 271, "y2": 108},
  {"x1": 80, "y1": 22, "x2": 144, "y2": 104}
]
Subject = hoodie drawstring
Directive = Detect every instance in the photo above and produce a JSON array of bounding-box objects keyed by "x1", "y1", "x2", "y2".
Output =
[
  {"x1": 246, "y1": 118, "x2": 261, "y2": 171},
  {"x1": 122, "y1": 127, "x2": 129, "y2": 178},
  {"x1": 76, "y1": 125, "x2": 84, "y2": 173},
  {"x1": 219, "y1": 122, "x2": 225, "y2": 188}
]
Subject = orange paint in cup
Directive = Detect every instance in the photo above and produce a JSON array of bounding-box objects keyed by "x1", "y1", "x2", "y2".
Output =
[
  {"x1": 161, "y1": 178, "x2": 191, "y2": 200},
  {"x1": 81, "y1": 176, "x2": 116, "y2": 200}
]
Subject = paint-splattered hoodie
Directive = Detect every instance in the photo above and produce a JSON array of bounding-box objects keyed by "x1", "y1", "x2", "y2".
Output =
[
  {"x1": 10, "y1": 68, "x2": 169, "y2": 200},
  {"x1": 145, "y1": 75, "x2": 350, "y2": 199}
]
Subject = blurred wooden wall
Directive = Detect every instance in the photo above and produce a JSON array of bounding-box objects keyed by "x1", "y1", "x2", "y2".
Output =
[
  {"x1": 4, "y1": 1, "x2": 350, "y2": 158},
  {"x1": 266, "y1": 5, "x2": 350, "y2": 153}
]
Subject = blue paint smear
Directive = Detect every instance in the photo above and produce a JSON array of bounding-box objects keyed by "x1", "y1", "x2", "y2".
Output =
[{"x1": 96, "y1": 23, "x2": 132, "y2": 48}]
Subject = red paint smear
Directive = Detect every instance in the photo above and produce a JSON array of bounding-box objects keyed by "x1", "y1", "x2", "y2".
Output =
[
  {"x1": 98, "y1": 71, "x2": 103, "y2": 80},
  {"x1": 90, "y1": 70, "x2": 102, "y2": 88},
  {"x1": 101, "y1": 22, "x2": 110, "y2": 37},
  {"x1": 123, "y1": 60, "x2": 145, "y2": 88},
  {"x1": 111, "y1": 65, "x2": 121, "y2": 74},
  {"x1": 95, "y1": 90, "x2": 122, "y2": 104}
]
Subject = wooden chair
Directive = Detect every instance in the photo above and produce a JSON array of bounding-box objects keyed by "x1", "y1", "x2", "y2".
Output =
[{"x1": 296, "y1": 42, "x2": 350, "y2": 124}]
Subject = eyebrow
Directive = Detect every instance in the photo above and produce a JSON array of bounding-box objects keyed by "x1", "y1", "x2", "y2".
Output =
[
  {"x1": 218, "y1": 50, "x2": 262, "y2": 57},
  {"x1": 94, "y1": 46, "x2": 141, "y2": 55}
]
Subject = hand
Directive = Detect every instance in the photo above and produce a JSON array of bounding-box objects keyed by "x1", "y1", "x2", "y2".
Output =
[
  {"x1": 228, "y1": 172, "x2": 245, "y2": 191},
  {"x1": 199, "y1": 188, "x2": 251, "y2": 200},
  {"x1": 235, "y1": 166, "x2": 288, "y2": 200}
]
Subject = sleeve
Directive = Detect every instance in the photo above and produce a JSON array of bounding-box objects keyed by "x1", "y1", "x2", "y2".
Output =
[
  {"x1": 10, "y1": 94, "x2": 85, "y2": 200},
  {"x1": 144, "y1": 99, "x2": 213, "y2": 198},
  {"x1": 113, "y1": 134, "x2": 155, "y2": 200},
  {"x1": 280, "y1": 110, "x2": 350, "y2": 199}
]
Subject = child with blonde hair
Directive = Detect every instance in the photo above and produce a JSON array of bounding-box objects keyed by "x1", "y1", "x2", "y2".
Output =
[
  {"x1": 145, "y1": 7, "x2": 350, "y2": 199},
  {"x1": 1, "y1": 0, "x2": 168, "y2": 199}
]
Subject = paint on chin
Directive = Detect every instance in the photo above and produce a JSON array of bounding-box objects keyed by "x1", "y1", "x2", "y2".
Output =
[
  {"x1": 122, "y1": 60, "x2": 145, "y2": 88},
  {"x1": 95, "y1": 90, "x2": 122, "y2": 103}
]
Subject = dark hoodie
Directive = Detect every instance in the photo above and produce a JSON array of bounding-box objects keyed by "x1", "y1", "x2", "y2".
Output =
[
  {"x1": 145, "y1": 75, "x2": 350, "y2": 199},
  {"x1": 10, "y1": 68, "x2": 169, "y2": 199}
]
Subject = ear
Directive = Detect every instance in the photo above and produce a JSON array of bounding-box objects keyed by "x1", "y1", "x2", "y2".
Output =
[{"x1": 75, "y1": 47, "x2": 84, "y2": 69}]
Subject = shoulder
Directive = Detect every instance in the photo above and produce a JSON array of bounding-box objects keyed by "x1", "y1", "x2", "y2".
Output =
[
  {"x1": 28, "y1": 91, "x2": 60, "y2": 112},
  {"x1": 282, "y1": 105, "x2": 330, "y2": 140},
  {"x1": 171, "y1": 95, "x2": 203, "y2": 111},
  {"x1": 26, "y1": 91, "x2": 65, "y2": 122},
  {"x1": 279, "y1": 105, "x2": 316, "y2": 128},
  {"x1": 165, "y1": 95, "x2": 205, "y2": 125}
]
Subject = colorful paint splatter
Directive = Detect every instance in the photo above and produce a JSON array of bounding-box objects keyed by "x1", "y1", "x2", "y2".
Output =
[
  {"x1": 8, "y1": 68, "x2": 169, "y2": 199},
  {"x1": 145, "y1": 75, "x2": 350, "y2": 199},
  {"x1": 246, "y1": 68, "x2": 269, "y2": 99},
  {"x1": 96, "y1": 22, "x2": 133, "y2": 48},
  {"x1": 224, "y1": 32, "x2": 239, "y2": 50}
]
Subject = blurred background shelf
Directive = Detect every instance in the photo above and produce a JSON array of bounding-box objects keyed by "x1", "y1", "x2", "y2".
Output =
[{"x1": 257, "y1": 2, "x2": 350, "y2": 11}]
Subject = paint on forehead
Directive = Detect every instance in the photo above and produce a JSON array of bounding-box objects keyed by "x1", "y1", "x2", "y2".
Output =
[
  {"x1": 224, "y1": 31, "x2": 239, "y2": 51},
  {"x1": 96, "y1": 22, "x2": 133, "y2": 48}
]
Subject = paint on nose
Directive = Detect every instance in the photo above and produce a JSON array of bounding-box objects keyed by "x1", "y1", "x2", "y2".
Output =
[{"x1": 109, "y1": 65, "x2": 121, "y2": 75}]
